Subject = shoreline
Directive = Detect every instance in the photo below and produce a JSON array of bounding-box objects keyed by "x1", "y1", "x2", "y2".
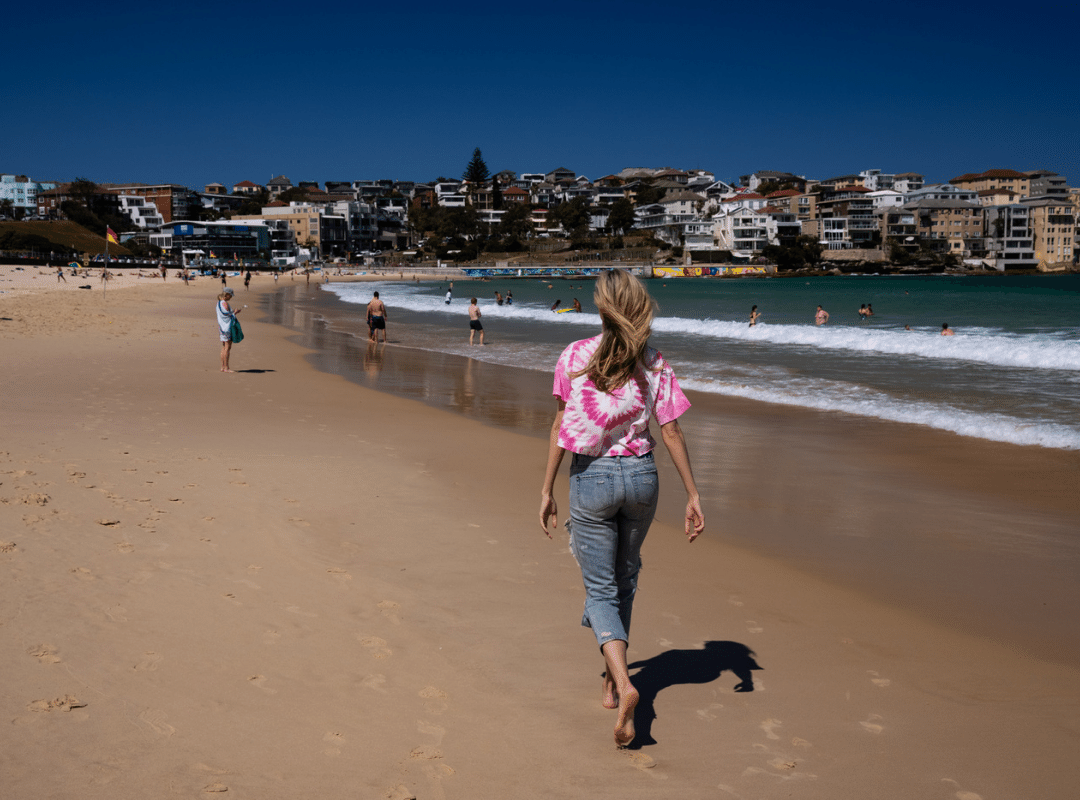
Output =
[
  {"x1": 2, "y1": 271, "x2": 1079, "y2": 797},
  {"x1": 274, "y1": 282, "x2": 1080, "y2": 667}
]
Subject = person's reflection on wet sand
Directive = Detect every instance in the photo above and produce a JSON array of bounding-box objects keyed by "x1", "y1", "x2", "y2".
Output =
[{"x1": 623, "y1": 640, "x2": 761, "y2": 748}]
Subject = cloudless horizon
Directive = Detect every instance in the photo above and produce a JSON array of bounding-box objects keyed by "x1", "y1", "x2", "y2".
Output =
[{"x1": 5, "y1": 0, "x2": 1079, "y2": 190}]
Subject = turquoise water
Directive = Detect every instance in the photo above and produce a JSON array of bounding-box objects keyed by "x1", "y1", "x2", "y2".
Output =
[{"x1": 325, "y1": 275, "x2": 1080, "y2": 450}]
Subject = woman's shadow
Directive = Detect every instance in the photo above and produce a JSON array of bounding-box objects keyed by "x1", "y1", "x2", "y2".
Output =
[{"x1": 623, "y1": 640, "x2": 761, "y2": 749}]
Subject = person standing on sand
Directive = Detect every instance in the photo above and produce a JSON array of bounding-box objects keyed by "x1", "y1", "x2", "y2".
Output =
[
  {"x1": 56, "y1": 266, "x2": 66, "y2": 283},
  {"x1": 468, "y1": 297, "x2": 485, "y2": 345},
  {"x1": 216, "y1": 287, "x2": 242, "y2": 372},
  {"x1": 539, "y1": 270, "x2": 704, "y2": 748},
  {"x1": 367, "y1": 291, "x2": 388, "y2": 343},
  {"x1": 244, "y1": 269, "x2": 252, "y2": 290},
  {"x1": 815, "y1": 305, "x2": 829, "y2": 325}
]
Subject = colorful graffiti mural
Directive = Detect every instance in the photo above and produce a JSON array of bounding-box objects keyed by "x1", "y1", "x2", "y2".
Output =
[{"x1": 652, "y1": 266, "x2": 769, "y2": 278}]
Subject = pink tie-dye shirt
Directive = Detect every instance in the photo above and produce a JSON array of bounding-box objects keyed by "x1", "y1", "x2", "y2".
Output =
[{"x1": 553, "y1": 334, "x2": 691, "y2": 457}]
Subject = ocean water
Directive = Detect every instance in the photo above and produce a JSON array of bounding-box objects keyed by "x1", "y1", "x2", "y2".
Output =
[{"x1": 324, "y1": 274, "x2": 1080, "y2": 451}]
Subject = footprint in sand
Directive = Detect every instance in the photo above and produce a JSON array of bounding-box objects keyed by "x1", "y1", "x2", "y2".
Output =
[
  {"x1": 661, "y1": 612, "x2": 681, "y2": 625},
  {"x1": 222, "y1": 593, "x2": 240, "y2": 604},
  {"x1": 327, "y1": 567, "x2": 352, "y2": 581},
  {"x1": 27, "y1": 644, "x2": 61, "y2": 663},
  {"x1": 114, "y1": 541, "x2": 134, "y2": 553},
  {"x1": 696, "y1": 703, "x2": 724, "y2": 721},
  {"x1": 360, "y1": 636, "x2": 393, "y2": 659},
  {"x1": 417, "y1": 720, "x2": 446, "y2": 743},
  {"x1": 97, "y1": 518, "x2": 121, "y2": 527},
  {"x1": 942, "y1": 779, "x2": 983, "y2": 800},
  {"x1": 263, "y1": 629, "x2": 281, "y2": 644},
  {"x1": 134, "y1": 652, "x2": 162, "y2": 671},
  {"x1": 385, "y1": 785, "x2": 417, "y2": 800},
  {"x1": 247, "y1": 674, "x2": 277, "y2": 694},
  {"x1": 288, "y1": 518, "x2": 310, "y2": 528},
  {"x1": 105, "y1": 605, "x2": 128, "y2": 622},
  {"x1": 419, "y1": 686, "x2": 448, "y2": 714},
  {"x1": 867, "y1": 670, "x2": 891, "y2": 688},
  {"x1": 746, "y1": 620, "x2": 764, "y2": 634},
  {"x1": 378, "y1": 600, "x2": 401, "y2": 624},
  {"x1": 70, "y1": 566, "x2": 95, "y2": 581},
  {"x1": 0, "y1": 541, "x2": 16, "y2": 553},
  {"x1": 323, "y1": 731, "x2": 345, "y2": 756},
  {"x1": 760, "y1": 719, "x2": 783, "y2": 740},
  {"x1": 362, "y1": 674, "x2": 388, "y2": 694},
  {"x1": 409, "y1": 745, "x2": 443, "y2": 760},
  {"x1": 139, "y1": 708, "x2": 175, "y2": 737},
  {"x1": 29, "y1": 695, "x2": 86, "y2": 713},
  {"x1": 626, "y1": 752, "x2": 659, "y2": 772},
  {"x1": 860, "y1": 714, "x2": 884, "y2": 734}
]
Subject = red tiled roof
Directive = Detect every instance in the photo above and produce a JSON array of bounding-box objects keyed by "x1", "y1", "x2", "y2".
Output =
[
  {"x1": 952, "y1": 169, "x2": 1028, "y2": 182},
  {"x1": 766, "y1": 189, "x2": 801, "y2": 197},
  {"x1": 234, "y1": 180, "x2": 257, "y2": 188},
  {"x1": 503, "y1": 187, "x2": 528, "y2": 195},
  {"x1": 723, "y1": 194, "x2": 764, "y2": 202}
]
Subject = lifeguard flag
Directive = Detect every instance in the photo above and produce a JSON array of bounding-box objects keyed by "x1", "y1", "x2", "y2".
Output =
[{"x1": 106, "y1": 227, "x2": 119, "y2": 245}]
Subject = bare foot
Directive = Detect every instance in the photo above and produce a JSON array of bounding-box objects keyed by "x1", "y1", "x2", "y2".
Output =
[
  {"x1": 602, "y1": 675, "x2": 618, "y2": 709},
  {"x1": 222, "y1": 369, "x2": 235, "y2": 373},
  {"x1": 614, "y1": 686, "x2": 639, "y2": 747}
]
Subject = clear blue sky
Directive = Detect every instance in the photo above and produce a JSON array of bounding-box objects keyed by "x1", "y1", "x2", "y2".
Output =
[{"x1": 5, "y1": 0, "x2": 1078, "y2": 190}]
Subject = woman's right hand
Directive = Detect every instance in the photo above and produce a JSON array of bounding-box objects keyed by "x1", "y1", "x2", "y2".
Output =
[{"x1": 539, "y1": 493, "x2": 557, "y2": 539}]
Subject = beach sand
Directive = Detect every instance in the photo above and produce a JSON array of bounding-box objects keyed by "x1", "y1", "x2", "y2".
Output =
[{"x1": 2, "y1": 265, "x2": 1078, "y2": 799}]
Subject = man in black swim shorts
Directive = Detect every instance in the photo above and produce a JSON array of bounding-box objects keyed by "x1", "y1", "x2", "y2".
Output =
[
  {"x1": 468, "y1": 297, "x2": 485, "y2": 345},
  {"x1": 366, "y1": 291, "x2": 388, "y2": 343}
]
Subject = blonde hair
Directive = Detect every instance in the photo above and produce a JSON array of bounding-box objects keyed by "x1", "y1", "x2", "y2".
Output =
[
  {"x1": 217, "y1": 291, "x2": 232, "y2": 301},
  {"x1": 573, "y1": 270, "x2": 657, "y2": 393}
]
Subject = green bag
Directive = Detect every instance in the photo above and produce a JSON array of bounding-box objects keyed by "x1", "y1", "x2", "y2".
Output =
[{"x1": 230, "y1": 318, "x2": 244, "y2": 343}]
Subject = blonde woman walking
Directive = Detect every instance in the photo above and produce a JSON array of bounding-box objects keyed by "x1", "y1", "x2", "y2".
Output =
[{"x1": 539, "y1": 270, "x2": 704, "y2": 747}]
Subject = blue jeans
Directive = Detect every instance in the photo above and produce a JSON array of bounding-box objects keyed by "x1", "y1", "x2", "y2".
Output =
[{"x1": 568, "y1": 452, "x2": 659, "y2": 648}]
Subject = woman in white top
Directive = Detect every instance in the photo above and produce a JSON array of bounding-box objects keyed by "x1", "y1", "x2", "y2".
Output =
[{"x1": 216, "y1": 287, "x2": 241, "y2": 372}]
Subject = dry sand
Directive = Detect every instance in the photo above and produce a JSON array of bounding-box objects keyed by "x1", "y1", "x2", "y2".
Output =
[{"x1": 2, "y1": 265, "x2": 1078, "y2": 799}]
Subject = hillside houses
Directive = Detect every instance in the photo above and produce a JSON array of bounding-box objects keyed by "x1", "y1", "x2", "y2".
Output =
[{"x1": 16, "y1": 162, "x2": 1076, "y2": 268}]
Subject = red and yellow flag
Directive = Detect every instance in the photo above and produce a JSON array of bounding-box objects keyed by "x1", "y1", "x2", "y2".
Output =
[{"x1": 106, "y1": 227, "x2": 118, "y2": 245}]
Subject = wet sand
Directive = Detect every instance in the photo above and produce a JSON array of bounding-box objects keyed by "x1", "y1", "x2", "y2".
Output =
[{"x1": 1, "y1": 266, "x2": 1078, "y2": 799}]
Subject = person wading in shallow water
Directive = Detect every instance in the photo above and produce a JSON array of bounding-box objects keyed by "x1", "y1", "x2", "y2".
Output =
[{"x1": 539, "y1": 269, "x2": 705, "y2": 748}]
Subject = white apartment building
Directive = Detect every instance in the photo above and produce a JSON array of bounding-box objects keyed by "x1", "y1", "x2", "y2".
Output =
[{"x1": 118, "y1": 195, "x2": 165, "y2": 228}]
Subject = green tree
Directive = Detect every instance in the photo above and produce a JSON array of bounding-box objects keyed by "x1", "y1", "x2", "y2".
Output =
[
  {"x1": 68, "y1": 177, "x2": 98, "y2": 207},
  {"x1": 633, "y1": 180, "x2": 663, "y2": 206},
  {"x1": 462, "y1": 148, "x2": 489, "y2": 184},
  {"x1": 608, "y1": 198, "x2": 635, "y2": 235},
  {"x1": 276, "y1": 187, "x2": 309, "y2": 204},
  {"x1": 0, "y1": 198, "x2": 15, "y2": 219}
]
